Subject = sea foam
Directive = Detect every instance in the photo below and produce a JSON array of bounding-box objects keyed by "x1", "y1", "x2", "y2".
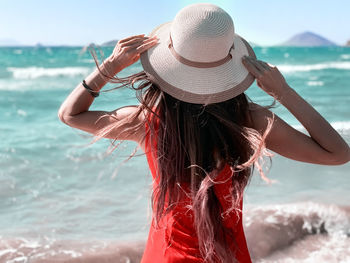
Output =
[
  {"x1": 244, "y1": 202, "x2": 350, "y2": 262},
  {"x1": 340, "y1": 54, "x2": 350, "y2": 60},
  {"x1": 291, "y1": 121, "x2": 350, "y2": 134},
  {"x1": 278, "y1": 61, "x2": 350, "y2": 73},
  {"x1": 1, "y1": 202, "x2": 348, "y2": 262},
  {"x1": 307, "y1": 80, "x2": 324, "y2": 86},
  {"x1": 7, "y1": 67, "x2": 91, "y2": 79}
]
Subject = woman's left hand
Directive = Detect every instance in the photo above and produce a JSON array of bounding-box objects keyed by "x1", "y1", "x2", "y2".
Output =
[
  {"x1": 242, "y1": 56, "x2": 288, "y2": 100},
  {"x1": 106, "y1": 34, "x2": 158, "y2": 73}
]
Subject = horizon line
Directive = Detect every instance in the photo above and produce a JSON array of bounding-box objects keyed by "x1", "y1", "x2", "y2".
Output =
[{"x1": 1, "y1": 31, "x2": 349, "y2": 47}]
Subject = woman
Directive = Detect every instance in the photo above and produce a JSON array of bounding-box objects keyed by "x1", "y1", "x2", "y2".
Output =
[{"x1": 58, "y1": 4, "x2": 349, "y2": 263}]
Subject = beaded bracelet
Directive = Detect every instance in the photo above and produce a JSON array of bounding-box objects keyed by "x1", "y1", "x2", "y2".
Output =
[{"x1": 82, "y1": 80, "x2": 99, "y2": 98}]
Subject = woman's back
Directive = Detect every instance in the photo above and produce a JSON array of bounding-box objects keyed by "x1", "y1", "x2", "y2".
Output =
[
  {"x1": 138, "y1": 90, "x2": 262, "y2": 262},
  {"x1": 141, "y1": 125, "x2": 252, "y2": 262}
]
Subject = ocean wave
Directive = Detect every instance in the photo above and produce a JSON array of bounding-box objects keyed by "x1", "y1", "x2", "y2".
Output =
[
  {"x1": 306, "y1": 80, "x2": 324, "y2": 86},
  {"x1": 331, "y1": 121, "x2": 350, "y2": 131},
  {"x1": 278, "y1": 61, "x2": 350, "y2": 73},
  {"x1": 0, "y1": 79, "x2": 78, "y2": 91},
  {"x1": 292, "y1": 121, "x2": 350, "y2": 133},
  {"x1": 13, "y1": 49, "x2": 23, "y2": 55},
  {"x1": 340, "y1": 54, "x2": 350, "y2": 60},
  {"x1": 7, "y1": 66, "x2": 91, "y2": 79},
  {"x1": 245, "y1": 202, "x2": 350, "y2": 262},
  {"x1": 1, "y1": 202, "x2": 348, "y2": 262},
  {"x1": 0, "y1": 239, "x2": 144, "y2": 263}
]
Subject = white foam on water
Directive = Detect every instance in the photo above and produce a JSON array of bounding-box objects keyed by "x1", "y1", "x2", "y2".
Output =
[
  {"x1": 7, "y1": 66, "x2": 91, "y2": 79},
  {"x1": 331, "y1": 121, "x2": 350, "y2": 131},
  {"x1": 278, "y1": 61, "x2": 350, "y2": 73},
  {"x1": 0, "y1": 202, "x2": 349, "y2": 262},
  {"x1": 292, "y1": 121, "x2": 350, "y2": 133},
  {"x1": 45, "y1": 47, "x2": 53, "y2": 55},
  {"x1": 306, "y1": 81, "x2": 324, "y2": 86},
  {"x1": 260, "y1": 48, "x2": 268, "y2": 55},
  {"x1": 0, "y1": 248, "x2": 16, "y2": 257},
  {"x1": 245, "y1": 202, "x2": 350, "y2": 262},
  {"x1": 257, "y1": 234, "x2": 350, "y2": 263},
  {"x1": 0, "y1": 239, "x2": 145, "y2": 262},
  {"x1": 16, "y1": 109, "x2": 27, "y2": 117},
  {"x1": 6, "y1": 256, "x2": 28, "y2": 263},
  {"x1": 80, "y1": 58, "x2": 95, "y2": 63},
  {"x1": 13, "y1": 49, "x2": 23, "y2": 55},
  {"x1": 340, "y1": 54, "x2": 350, "y2": 60},
  {"x1": 60, "y1": 249, "x2": 82, "y2": 258},
  {"x1": 18, "y1": 240, "x2": 41, "y2": 249},
  {"x1": 0, "y1": 79, "x2": 74, "y2": 91}
]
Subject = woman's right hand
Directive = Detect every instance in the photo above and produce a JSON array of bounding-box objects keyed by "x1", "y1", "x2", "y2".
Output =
[
  {"x1": 106, "y1": 34, "x2": 158, "y2": 75},
  {"x1": 242, "y1": 56, "x2": 289, "y2": 100}
]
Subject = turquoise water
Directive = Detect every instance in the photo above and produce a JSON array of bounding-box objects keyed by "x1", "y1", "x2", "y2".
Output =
[{"x1": 1, "y1": 46, "x2": 350, "y2": 262}]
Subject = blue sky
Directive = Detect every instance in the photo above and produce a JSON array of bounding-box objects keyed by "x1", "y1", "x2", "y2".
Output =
[{"x1": 1, "y1": 0, "x2": 350, "y2": 46}]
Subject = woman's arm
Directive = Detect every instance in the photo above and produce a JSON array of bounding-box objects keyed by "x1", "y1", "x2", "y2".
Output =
[
  {"x1": 58, "y1": 34, "x2": 158, "y2": 142},
  {"x1": 242, "y1": 56, "x2": 350, "y2": 165}
]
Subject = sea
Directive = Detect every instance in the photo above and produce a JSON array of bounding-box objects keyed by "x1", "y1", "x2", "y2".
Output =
[{"x1": 0, "y1": 45, "x2": 350, "y2": 263}]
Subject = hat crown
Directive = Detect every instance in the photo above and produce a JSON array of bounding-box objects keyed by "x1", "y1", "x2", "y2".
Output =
[{"x1": 170, "y1": 3, "x2": 235, "y2": 63}]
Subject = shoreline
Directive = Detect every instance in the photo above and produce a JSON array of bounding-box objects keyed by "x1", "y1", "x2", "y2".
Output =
[{"x1": 2, "y1": 202, "x2": 349, "y2": 263}]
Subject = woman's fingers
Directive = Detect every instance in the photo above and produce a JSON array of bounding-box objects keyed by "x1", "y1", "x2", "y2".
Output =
[
  {"x1": 136, "y1": 37, "x2": 158, "y2": 53},
  {"x1": 121, "y1": 38, "x2": 157, "y2": 56},
  {"x1": 242, "y1": 56, "x2": 288, "y2": 98},
  {"x1": 118, "y1": 34, "x2": 145, "y2": 44},
  {"x1": 242, "y1": 56, "x2": 275, "y2": 78},
  {"x1": 248, "y1": 57, "x2": 270, "y2": 72},
  {"x1": 121, "y1": 36, "x2": 157, "y2": 51},
  {"x1": 242, "y1": 56, "x2": 262, "y2": 78},
  {"x1": 108, "y1": 34, "x2": 158, "y2": 70},
  {"x1": 259, "y1": 60, "x2": 271, "y2": 71},
  {"x1": 121, "y1": 36, "x2": 150, "y2": 47},
  {"x1": 253, "y1": 59, "x2": 267, "y2": 72},
  {"x1": 122, "y1": 37, "x2": 158, "y2": 63}
]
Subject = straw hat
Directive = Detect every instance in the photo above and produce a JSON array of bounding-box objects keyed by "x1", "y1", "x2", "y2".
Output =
[{"x1": 140, "y1": 3, "x2": 256, "y2": 104}]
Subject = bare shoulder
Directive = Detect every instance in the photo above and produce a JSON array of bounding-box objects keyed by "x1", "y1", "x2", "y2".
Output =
[
  {"x1": 110, "y1": 105, "x2": 146, "y2": 122},
  {"x1": 248, "y1": 102, "x2": 274, "y2": 134},
  {"x1": 107, "y1": 105, "x2": 147, "y2": 141}
]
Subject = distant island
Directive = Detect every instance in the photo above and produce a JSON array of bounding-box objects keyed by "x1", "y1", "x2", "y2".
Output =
[
  {"x1": 280, "y1": 31, "x2": 337, "y2": 47},
  {"x1": 101, "y1": 39, "x2": 119, "y2": 46},
  {"x1": 346, "y1": 40, "x2": 350, "y2": 46}
]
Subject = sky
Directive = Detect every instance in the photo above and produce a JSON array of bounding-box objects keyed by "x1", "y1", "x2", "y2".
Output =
[{"x1": 1, "y1": 0, "x2": 350, "y2": 46}]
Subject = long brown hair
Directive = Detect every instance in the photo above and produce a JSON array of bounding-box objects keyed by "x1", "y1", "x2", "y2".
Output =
[{"x1": 91, "y1": 50, "x2": 271, "y2": 262}]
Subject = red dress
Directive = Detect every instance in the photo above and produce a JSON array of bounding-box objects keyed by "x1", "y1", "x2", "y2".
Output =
[{"x1": 141, "y1": 124, "x2": 252, "y2": 263}]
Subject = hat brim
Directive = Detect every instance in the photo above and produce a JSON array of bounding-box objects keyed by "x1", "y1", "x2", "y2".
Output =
[{"x1": 140, "y1": 22, "x2": 256, "y2": 104}]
